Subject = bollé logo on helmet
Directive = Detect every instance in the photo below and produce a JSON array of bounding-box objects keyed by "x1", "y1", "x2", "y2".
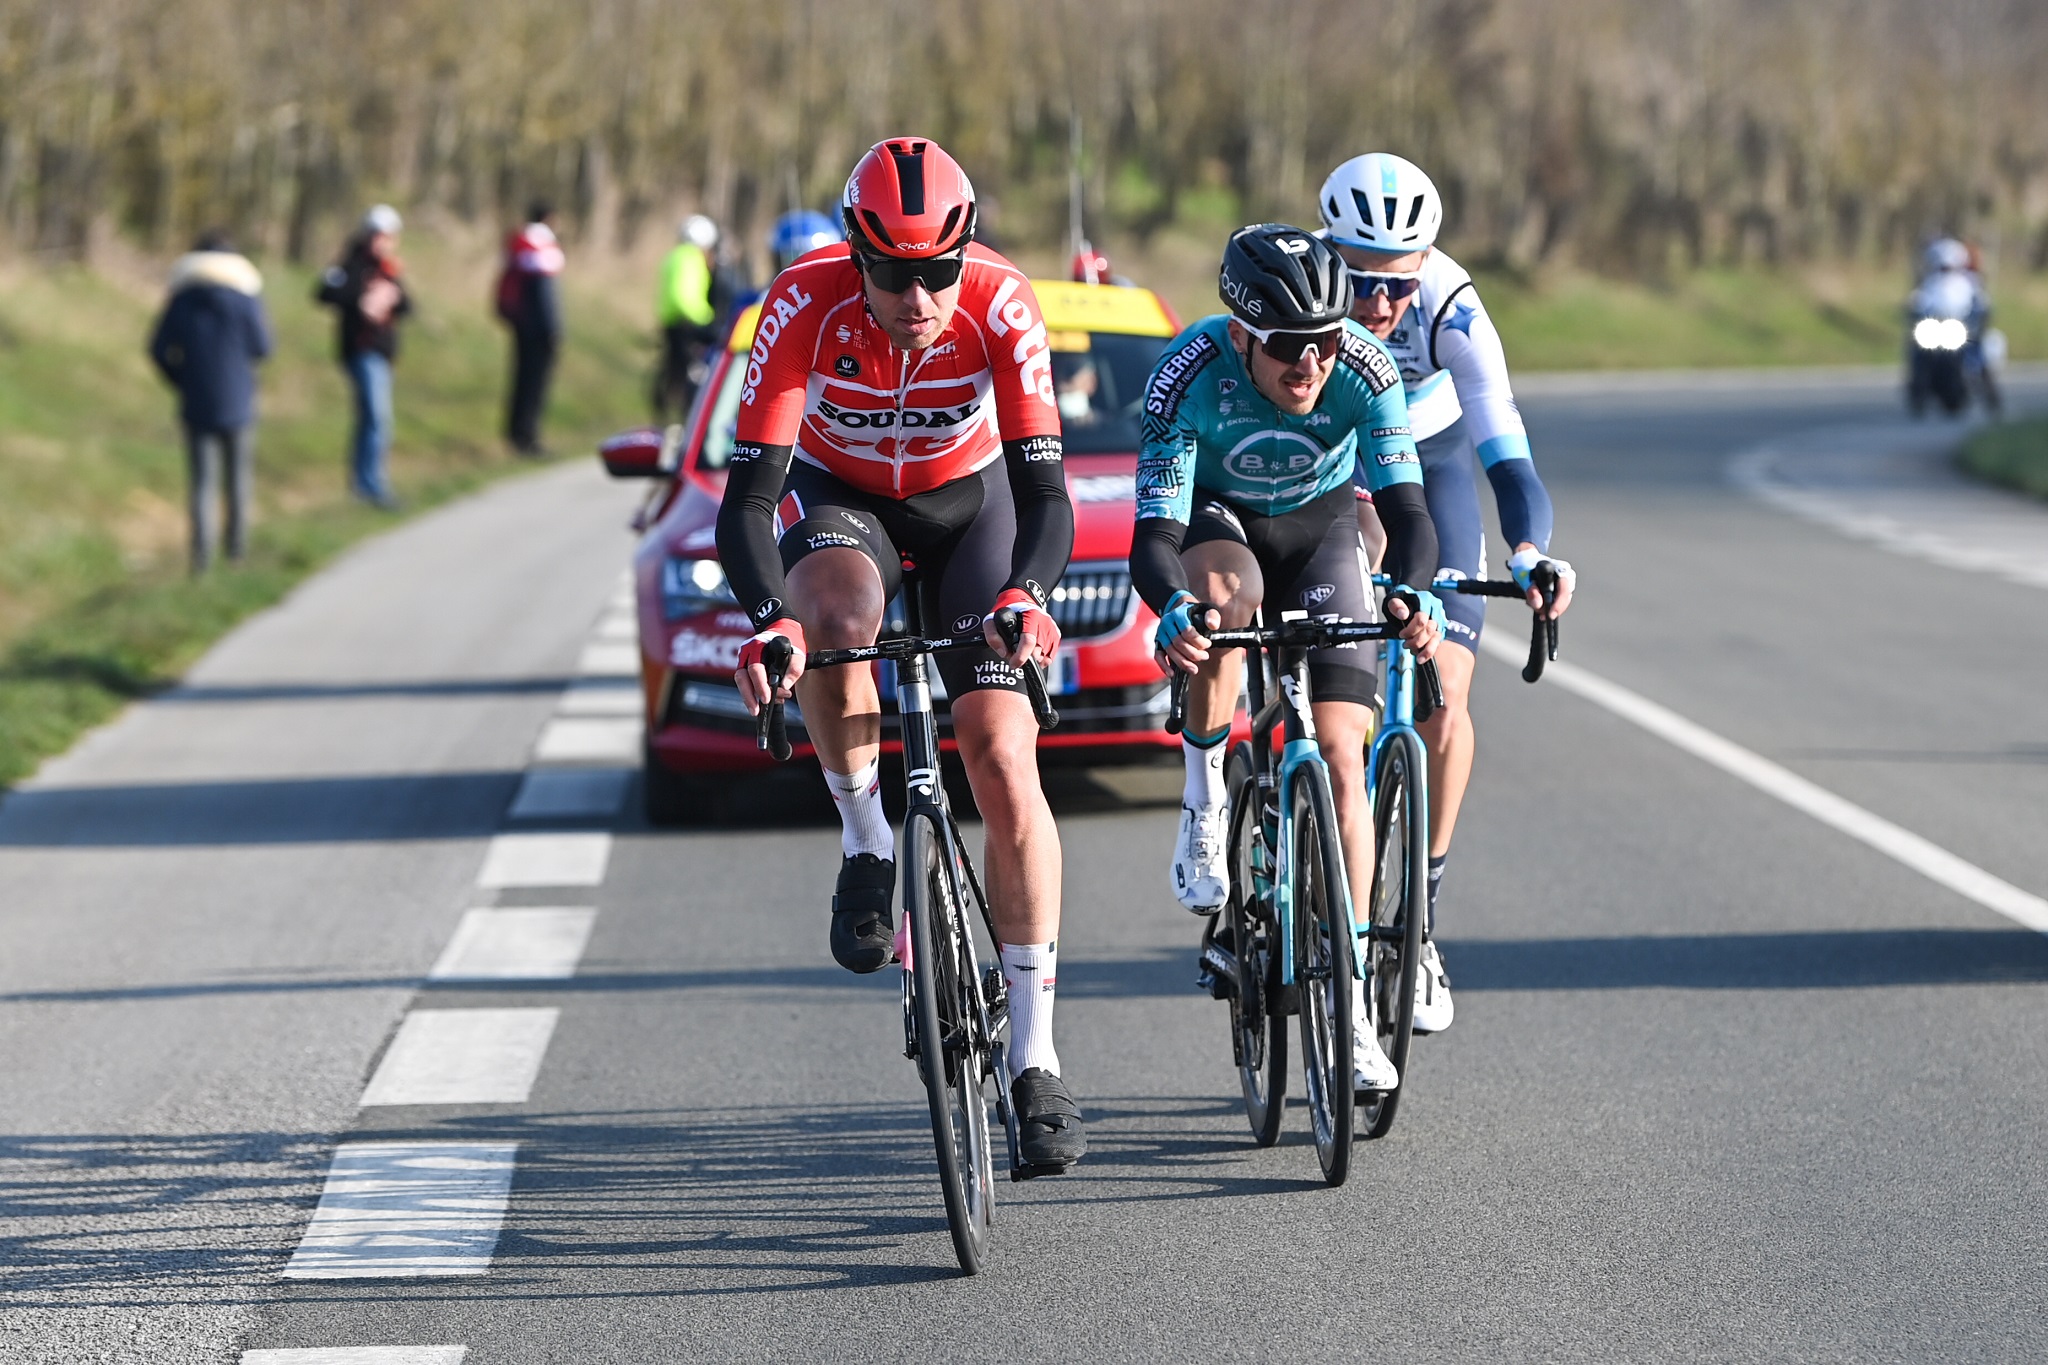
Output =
[
  {"x1": 1219, "y1": 270, "x2": 1264, "y2": 319},
  {"x1": 1276, "y1": 236, "x2": 1312, "y2": 255}
]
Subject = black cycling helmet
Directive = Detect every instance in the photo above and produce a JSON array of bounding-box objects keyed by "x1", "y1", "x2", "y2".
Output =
[{"x1": 1218, "y1": 223, "x2": 1353, "y2": 329}]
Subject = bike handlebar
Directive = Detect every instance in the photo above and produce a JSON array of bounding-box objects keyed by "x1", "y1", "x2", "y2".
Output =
[
  {"x1": 1430, "y1": 568, "x2": 1561, "y2": 683},
  {"x1": 1161, "y1": 609, "x2": 1443, "y2": 733},
  {"x1": 753, "y1": 616, "x2": 1059, "y2": 764}
]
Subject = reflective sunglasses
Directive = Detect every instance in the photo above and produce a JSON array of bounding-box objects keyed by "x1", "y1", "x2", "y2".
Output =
[
  {"x1": 1348, "y1": 267, "x2": 1424, "y2": 301},
  {"x1": 1241, "y1": 321, "x2": 1345, "y2": 366},
  {"x1": 856, "y1": 249, "x2": 966, "y2": 295}
]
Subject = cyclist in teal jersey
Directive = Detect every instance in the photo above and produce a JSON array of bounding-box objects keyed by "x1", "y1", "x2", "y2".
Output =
[{"x1": 1131, "y1": 224, "x2": 1446, "y2": 1092}]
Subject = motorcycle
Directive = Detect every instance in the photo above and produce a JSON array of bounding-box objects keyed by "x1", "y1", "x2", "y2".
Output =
[{"x1": 1904, "y1": 274, "x2": 2003, "y2": 419}]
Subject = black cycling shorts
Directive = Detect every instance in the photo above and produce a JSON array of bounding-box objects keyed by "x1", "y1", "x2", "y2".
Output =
[
  {"x1": 1182, "y1": 482, "x2": 1377, "y2": 708},
  {"x1": 775, "y1": 458, "x2": 1030, "y2": 700}
]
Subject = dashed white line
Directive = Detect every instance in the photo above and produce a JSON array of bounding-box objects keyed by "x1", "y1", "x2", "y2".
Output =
[
  {"x1": 576, "y1": 642, "x2": 639, "y2": 677},
  {"x1": 360, "y1": 1009, "x2": 560, "y2": 1107},
  {"x1": 533, "y1": 717, "x2": 642, "y2": 764},
  {"x1": 508, "y1": 766, "x2": 632, "y2": 820},
  {"x1": 1482, "y1": 633, "x2": 2048, "y2": 935},
  {"x1": 431, "y1": 908, "x2": 596, "y2": 981},
  {"x1": 475, "y1": 831, "x2": 611, "y2": 888},
  {"x1": 555, "y1": 679, "x2": 642, "y2": 717},
  {"x1": 280, "y1": 1142, "x2": 518, "y2": 1278},
  {"x1": 595, "y1": 613, "x2": 637, "y2": 641},
  {"x1": 241, "y1": 1350, "x2": 468, "y2": 1364}
]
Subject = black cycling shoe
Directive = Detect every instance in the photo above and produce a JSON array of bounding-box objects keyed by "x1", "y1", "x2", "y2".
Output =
[
  {"x1": 1011, "y1": 1068, "x2": 1087, "y2": 1169},
  {"x1": 830, "y1": 853, "x2": 896, "y2": 974}
]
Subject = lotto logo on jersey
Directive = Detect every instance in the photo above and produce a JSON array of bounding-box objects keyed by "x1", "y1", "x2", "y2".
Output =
[{"x1": 982, "y1": 274, "x2": 1053, "y2": 407}]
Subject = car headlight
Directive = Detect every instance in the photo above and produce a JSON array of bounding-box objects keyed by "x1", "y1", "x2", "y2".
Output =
[{"x1": 660, "y1": 556, "x2": 737, "y2": 620}]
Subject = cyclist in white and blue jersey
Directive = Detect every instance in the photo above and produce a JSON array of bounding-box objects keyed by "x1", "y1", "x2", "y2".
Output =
[
  {"x1": 1131, "y1": 224, "x2": 1446, "y2": 1092},
  {"x1": 1318, "y1": 153, "x2": 1578, "y2": 1035}
]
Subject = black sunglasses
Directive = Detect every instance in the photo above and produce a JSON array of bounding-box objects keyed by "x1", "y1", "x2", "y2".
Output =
[
  {"x1": 856, "y1": 250, "x2": 966, "y2": 295},
  {"x1": 1248, "y1": 324, "x2": 1345, "y2": 365}
]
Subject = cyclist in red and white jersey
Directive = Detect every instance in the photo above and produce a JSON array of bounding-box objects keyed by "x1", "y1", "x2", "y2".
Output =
[{"x1": 716, "y1": 138, "x2": 1085, "y2": 1167}]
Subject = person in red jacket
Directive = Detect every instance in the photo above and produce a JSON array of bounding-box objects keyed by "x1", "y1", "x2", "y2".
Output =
[
  {"x1": 498, "y1": 201, "x2": 565, "y2": 456},
  {"x1": 715, "y1": 138, "x2": 1085, "y2": 1169}
]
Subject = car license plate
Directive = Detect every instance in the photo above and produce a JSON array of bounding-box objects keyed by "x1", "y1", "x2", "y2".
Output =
[{"x1": 1049, "y1": 648, "x2": 1081, "y2": 696}]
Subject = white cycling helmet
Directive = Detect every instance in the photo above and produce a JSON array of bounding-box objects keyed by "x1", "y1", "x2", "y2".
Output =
[
  {"x1": 680, "y1": 214, "x2": 719, "y2": 250},
  {"x1": 1319, "y1": 153, "x2": 1442, "y2": 253}
]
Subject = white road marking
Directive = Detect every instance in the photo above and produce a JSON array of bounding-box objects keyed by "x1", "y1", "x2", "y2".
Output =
[
  {"x1": 577, "y1": 642, "x2": 639, "y2": 677},
  {"x1": 280, "y1": 1142, "x2": 517, "y2": 1278},
  {"x1": 1730, "y1": 425, "x2": 2048, "y2": 590},
  {"x1": 533, "y1": 717, "x2": 642, "y2": 764},
  {"x1": 431, "y1": 908, "x2": 596, "y2": 981},
  {"x1": 555, "y1": 679, "x2": 642, "y2": 717},
  {"x1": 508, "y1": 767, "x2": 631, "y2": 820},
  {"x1": 360, "y1": 1008, "x2": 560, "y2": 1107},
  {"x1": 595, "y1": 613, "x2": 637, "y2": 641},
  {"x1": 241, "y1": 1350, "x2": 467, "y2": 1364},
  {"x1": 1483, "y1": 634, "x2": 2048, "y2": 935},
  {"x1": 475, "y1": 832, "x2": 611, "y2": 888}
]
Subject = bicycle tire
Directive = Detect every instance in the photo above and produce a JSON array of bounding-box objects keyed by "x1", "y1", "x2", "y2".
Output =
[
  {"x1": 904, "y1": 810, "x2": 996, "y2": 1274},
  {"x1": 1222, "y1": 743, "x2": 1285, "y2": 1147},
  {"x1": 1292, "y1": 764, "x2": 1355, "y2": 1185},
  {"x1": 1358, "y1": 729, "x2": 1427, "y2": 1140}
]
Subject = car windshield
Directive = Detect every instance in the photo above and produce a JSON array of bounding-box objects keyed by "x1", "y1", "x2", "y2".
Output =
[
  {"x1": 1050, "y1": 331, "x2": 1170, "y2": 455},
  {"x1": 695, "y1": 328, "x2": 1170, "y2": 471}
]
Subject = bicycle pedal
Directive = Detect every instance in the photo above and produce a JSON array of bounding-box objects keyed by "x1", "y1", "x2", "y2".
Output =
[{"x1": 1010, "y1": 1160, "x2": 1072, "y2": 1182}]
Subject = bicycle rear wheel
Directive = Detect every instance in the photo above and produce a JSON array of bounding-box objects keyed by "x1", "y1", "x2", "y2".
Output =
[
  {"x1": 904, "y1": 810, "x2": 996, "y2": 1274},
  {"x1": 1359, "y1": 729, "x2": 1426, "y2": 1140},
  {"x1": 1222, "y1": 743, "x2": 1285, "y2": 1147},
  {"x1": 1292, "y1": 764, "x2": 1355, "y2": 1186}
]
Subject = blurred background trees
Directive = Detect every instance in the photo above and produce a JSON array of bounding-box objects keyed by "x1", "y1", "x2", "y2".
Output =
[{"x1": 3, "y1": 0, "x2": 2045, "y2": 275}]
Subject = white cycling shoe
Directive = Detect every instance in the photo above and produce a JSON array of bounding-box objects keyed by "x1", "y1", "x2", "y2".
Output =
[
  {"x1": 1171, "y1": 803, "x2": 1230, "y2": 912},
  {"x1": 1352, "y1": 1020, "x2": 1400, "y2": 1093},
  {"x1": 1413, "y1": 940, "x2": 1454, "y2": 1035}
]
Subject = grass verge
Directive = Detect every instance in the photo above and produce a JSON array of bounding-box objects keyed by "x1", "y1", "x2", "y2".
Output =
[
  {"x1": 1959, "y1": 418, "x2": 2048, "y2": 500},
  {"x1": 0, "y1": 230, "x2": 654, "y2": 786}
]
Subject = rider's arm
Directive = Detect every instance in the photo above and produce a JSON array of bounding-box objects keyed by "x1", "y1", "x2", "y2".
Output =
[
  {"x1": 1434, "y1": 287, "x2": 1553, "y2": 552},
  {"x1": 1129, "y1": 370, "x2": 1202, "y2": 613},
  {"x1": 711, "y1": 270, "x2": 816, "y2": 631},
  {"x1": 1350, "y1": 349, "x2": 1440, "y2": 591},
  {"x1": 1002, "y1": 435, "x2": 1075, "y2": 605}
]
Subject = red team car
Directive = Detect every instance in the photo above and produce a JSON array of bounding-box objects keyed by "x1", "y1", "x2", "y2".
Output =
[{"x1": 601, "y1": 279, "x2": 1182, "y2": 822}]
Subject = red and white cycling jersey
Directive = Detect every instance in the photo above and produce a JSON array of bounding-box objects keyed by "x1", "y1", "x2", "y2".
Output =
[{"x1": 734, "y1": 243, "x2": 1060, "y2": 498}]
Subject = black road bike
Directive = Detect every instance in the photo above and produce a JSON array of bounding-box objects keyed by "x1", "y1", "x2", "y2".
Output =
[{"x1": 756, "y1": 595, "x2": 1062, "y2": 1275}]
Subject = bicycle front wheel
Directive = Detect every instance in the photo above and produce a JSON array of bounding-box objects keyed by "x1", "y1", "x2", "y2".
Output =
[
  {"x1": 1359, "y1": 729, "x2": 1426, "y2": 1140},
  {"x1": 904, "y1": 810, "x2": 996, "y2": 1274},
  {"x1": 1292, "y1": 764, "x2": 1356, "y2": 1186},
  {"x1": 1222, "y1": 743, "x2": 1285, "y2": 1147}
]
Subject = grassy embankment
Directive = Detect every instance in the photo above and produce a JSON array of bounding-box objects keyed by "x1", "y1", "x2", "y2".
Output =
[
  {"x1": 8, "y1": 221, "x2": 2048, "y2": 789},
  {"x1": 0, "y1": 230, "x2": 655, "y2": 785},
  {"x1": 1959, "y1": 419, "x2": 2048, "y2": 500}
]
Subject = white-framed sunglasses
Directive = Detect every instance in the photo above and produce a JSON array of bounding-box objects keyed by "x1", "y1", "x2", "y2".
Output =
[
  {"x1": 1237, "y1": 320, "x2": 1346, "y2": 365},
  {"x1": 1347, "y1": 266, "x2": 1425, "y2": 300}
]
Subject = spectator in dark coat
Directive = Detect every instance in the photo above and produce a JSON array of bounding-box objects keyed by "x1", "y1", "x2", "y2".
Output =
[
  {"x1": 148, "y1": 230, "x2": 273, "y2": 573},
  {"x1": 499, "y1": 201, "x2": 565, "y2": 456},
  {"x1": 317, "y1": 205, "x2": 412, "y2": 508}
]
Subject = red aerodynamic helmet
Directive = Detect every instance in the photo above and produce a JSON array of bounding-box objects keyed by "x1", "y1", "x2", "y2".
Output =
[{"x1": 841, "y1": 138, "x2": 978, "y2": 259}]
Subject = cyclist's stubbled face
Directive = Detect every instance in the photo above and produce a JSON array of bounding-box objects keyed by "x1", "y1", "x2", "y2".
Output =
[
  {"x1": 1335, "y1": 244, "x2": 1427, "y2": 340},
  {"x1": 862, "y1": 271, "x2": 962, "y2": 351},
  {"x1": 1228, "y1": 320, "x2": 1336, "y2": 417}
]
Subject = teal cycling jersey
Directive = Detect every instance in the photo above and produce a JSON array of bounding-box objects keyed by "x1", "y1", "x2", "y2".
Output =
[{"x1": 1135, "y1": 314, "x2": 1420, "y2": 523}]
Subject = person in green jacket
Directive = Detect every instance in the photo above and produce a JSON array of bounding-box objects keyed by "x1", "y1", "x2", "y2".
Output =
[{"x1": 654, "y1": 214, "x2": 720, "y2": 421}]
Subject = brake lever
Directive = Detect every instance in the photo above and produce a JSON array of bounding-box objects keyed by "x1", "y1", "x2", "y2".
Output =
[
  {"x1": 993, "y1": 609, "x2": 1060, "y2": 731},
  {"x1": 755, "y1": 637, "x2": 794, "y2": 762},
  {"x1": 1523, "y1": 561, "x2": 1559, "y2": 684}
]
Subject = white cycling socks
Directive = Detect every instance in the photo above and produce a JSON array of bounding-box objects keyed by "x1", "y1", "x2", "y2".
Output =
[
  {"x1": 1182, "y1": 728, "x2": 1228, "y2": 811},
  {"x1": 1001, "y1": 941, "x2": 1060, "y2": 1079},
  {"x1": 823, "y1": 759, "x2": 892, "y2": 860}
]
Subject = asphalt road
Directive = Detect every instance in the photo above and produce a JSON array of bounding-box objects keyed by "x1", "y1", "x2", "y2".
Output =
[{"x1": 4, "y1": 371, "x2": 2047, "y2": 1363}]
